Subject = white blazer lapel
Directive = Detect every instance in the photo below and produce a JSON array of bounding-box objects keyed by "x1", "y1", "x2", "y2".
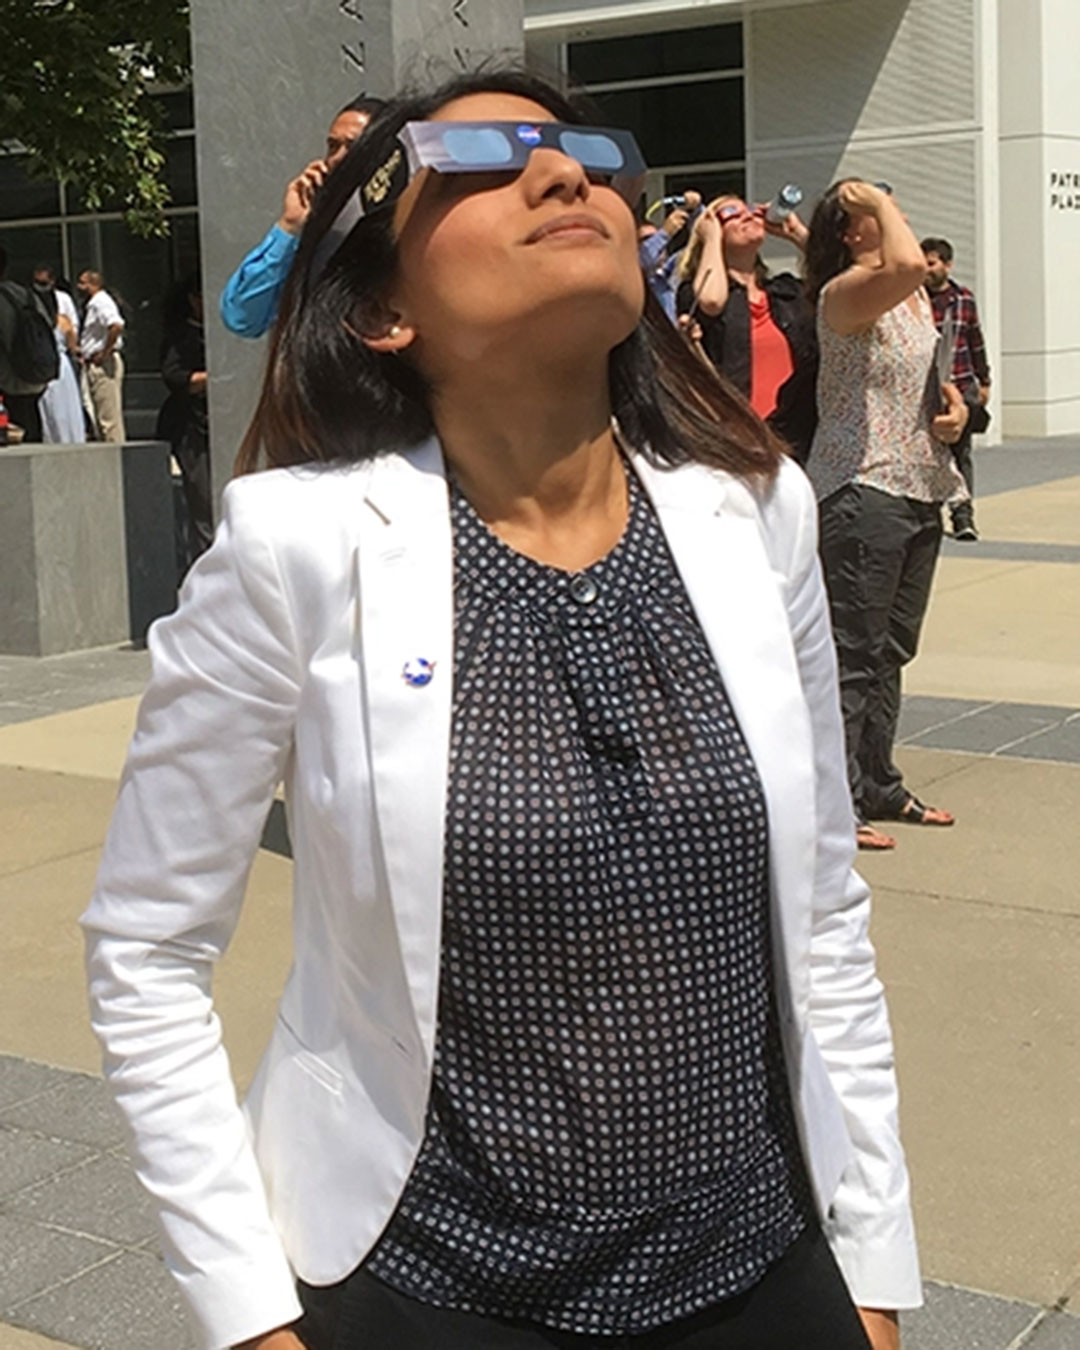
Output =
[
  {"x1": 357, "y1": 438, "x2": 454, "y2": 1059},
  {"x1": 632, "y1": 455, "x2": 817, "y2": 1019}
]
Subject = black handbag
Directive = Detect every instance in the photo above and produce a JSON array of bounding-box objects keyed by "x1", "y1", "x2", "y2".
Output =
[{"x1": 963, "y1": 384, "x2": 991, "y2": 435}]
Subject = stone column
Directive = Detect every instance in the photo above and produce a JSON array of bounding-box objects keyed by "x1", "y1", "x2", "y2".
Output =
[
  {"x1": 998, "y1": 0, "x2": 1080, "y2": 436},
  {"x1": 190, "y1": 0, "x2": 524, "y2": 504}
]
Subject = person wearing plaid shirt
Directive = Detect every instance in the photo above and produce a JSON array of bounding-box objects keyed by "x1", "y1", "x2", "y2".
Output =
[{"x1": 923, "y1": 237, "x2": 991, "y2": 540}]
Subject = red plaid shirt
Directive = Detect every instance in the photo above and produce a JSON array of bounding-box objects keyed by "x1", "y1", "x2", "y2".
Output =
[{"x1": 928, "y1": 280, "x2": 990, "y2": 395}]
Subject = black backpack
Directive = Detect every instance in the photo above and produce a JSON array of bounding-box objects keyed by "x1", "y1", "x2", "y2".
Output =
[{"x1": 0, "y1": 281, "x2": 60, "y2": 386}]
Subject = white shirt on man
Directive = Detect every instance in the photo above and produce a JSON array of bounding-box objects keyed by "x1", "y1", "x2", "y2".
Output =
[{"x1": 80, "y1": 290, "x2": 124, "y2": 358}]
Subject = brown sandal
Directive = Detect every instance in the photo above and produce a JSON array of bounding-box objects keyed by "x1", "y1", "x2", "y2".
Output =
[
  {"x1": 882, "y1": 795, "x2": 955, "y2": 827},
  {"x1": 856, "y1": 822, "x2": 897, "y2": 851}
]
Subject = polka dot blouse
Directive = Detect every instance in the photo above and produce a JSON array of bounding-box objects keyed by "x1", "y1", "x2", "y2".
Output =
[{"x1": 364, "y1": 466, "x2": 812, "y2": 1334}]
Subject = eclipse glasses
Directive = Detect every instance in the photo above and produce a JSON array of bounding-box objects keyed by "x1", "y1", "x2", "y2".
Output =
[{"x1": 312, "y1": 120, "x2": 647, "y2": 281}]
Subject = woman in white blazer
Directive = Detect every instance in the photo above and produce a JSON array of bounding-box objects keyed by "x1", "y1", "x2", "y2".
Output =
[{"x1": 83, "y1": 70, "x2": 919, "y2": 1350}]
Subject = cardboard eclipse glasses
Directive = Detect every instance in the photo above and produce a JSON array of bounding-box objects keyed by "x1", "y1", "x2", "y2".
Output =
[{"x1": 312, "y1": 120, "x2": 647, "y2": 280}]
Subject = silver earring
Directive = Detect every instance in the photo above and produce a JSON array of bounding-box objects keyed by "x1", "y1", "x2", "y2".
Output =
[{"x1": 389, "y1": 324, "x2": 402, "y2": 338}]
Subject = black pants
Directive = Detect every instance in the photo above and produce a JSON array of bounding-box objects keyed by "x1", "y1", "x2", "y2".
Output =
[
  {"x1": 295, "y1": 1226, "x2": 872, "y2": 1350},
  {"x1": 175, "y1": 434, "x2": 214, "y2": 565},
  {"x1": 5, "y1": 391, "x2": 42, "y2": 443},
  {"x1": 818, "y1": 484, "x2": 943, "y2": 819},
  {"x1": 949, "y1": 422, "x2": 975, "y2": 527}
]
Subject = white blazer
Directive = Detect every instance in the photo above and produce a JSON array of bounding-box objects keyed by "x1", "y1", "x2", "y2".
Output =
[{"x1": 83, "y1": 439, "x2": 921, "y2": 1350}]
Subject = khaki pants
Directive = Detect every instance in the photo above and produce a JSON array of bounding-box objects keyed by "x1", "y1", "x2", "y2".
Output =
[{"x1": 83, "y1": 353, "x2": 127, "y2": 443}]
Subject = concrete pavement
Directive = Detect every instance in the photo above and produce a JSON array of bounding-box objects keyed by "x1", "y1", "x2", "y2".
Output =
[{"x1": 1, "y1": 436, "x2": 1078, "y2": 1349}]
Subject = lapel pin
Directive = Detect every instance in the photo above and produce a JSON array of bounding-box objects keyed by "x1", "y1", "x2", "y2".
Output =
[{"x1": 402, "y1": 657, "x2": 435, "y2": 687}]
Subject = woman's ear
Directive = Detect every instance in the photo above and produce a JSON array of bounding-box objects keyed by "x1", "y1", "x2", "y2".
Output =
[{"x1": 359, "y1": 315, "x2": 417, "y2": 355}]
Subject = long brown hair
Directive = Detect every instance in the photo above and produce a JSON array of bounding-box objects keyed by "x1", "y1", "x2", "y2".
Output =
[
  {"x1": 236, "y1": 68, "x2": 783, "y2": 481},
  {"x1": 804, "y1": 179, "x2": 858, "y2": 305}
]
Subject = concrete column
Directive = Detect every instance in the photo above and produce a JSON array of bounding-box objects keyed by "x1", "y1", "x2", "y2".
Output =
[
  {"x1": 190, "y1": 0, "x2": 524, "y2": 504},
  {"x1": 0, "y1": 442, "x2": 174, "y2": 657},
  {"x1": 998, "y1": 0, "x2": 1080, "y2": 436}
]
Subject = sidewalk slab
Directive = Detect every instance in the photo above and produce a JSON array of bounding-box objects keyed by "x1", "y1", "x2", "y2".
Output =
[
  {"x1": 865, "y1": 747, "x2": 1080, "y2": 919},
  {"x1": 1024, "y1": 1311, "x2": 1080, "y2": 1348},
  {"x1": 0, "y1": 767, "x2": 119, "y2": 880},
  {"x1": 910, "y1": 558, "x2": 1080, "y2": 708},
  {"x1": 7, "y1": 1251, "x2": 191, "y2": 1350},
  {"x1": 0, "y1": 648, "x2": 149, "y2": 732},
  {"x1": 859, "y1": 751, "x2": 1080, "y2": 1308},
  {"x1": 902, "y1": 1284, "x2": 1039, "y2": 1349},
  {"x1": 972, "y1": 473, "x2": 1080, "y2": 548},
  {"x1": 0, "y1": 699, "x2": 141, "y2": 783},
  {"x1": 898, "y1": 698, "x2": 1080, "y2": 761},
  {"x1": 0, "y1": 1325, "x2": 80, "y2": 1349}
]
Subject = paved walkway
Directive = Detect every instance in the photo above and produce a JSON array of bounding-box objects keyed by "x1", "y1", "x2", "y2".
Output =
[{"x1": 1, "y1": 436, "x2": 1079, "y2": 1349}]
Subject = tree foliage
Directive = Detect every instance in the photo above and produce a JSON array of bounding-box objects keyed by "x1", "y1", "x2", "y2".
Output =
[{"x1": 0, "y1": 0, "x2": 192, "y2": 237}]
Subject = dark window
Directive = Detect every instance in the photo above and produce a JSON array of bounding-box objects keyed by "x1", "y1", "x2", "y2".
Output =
[
  {"x1": 0, "y1": 223, "x2": 63, "y2": 284},
  {"x1": 97, "y1": 221, "x2": 178, "y2": 374},
  {"x1": 589, "y1": 78, "x2": 744, "y2": 169},
  {"x1": 0, "y1": 155, "x2": 61, "y2": 221},
  {"x1": 665, "y1": 167, "x2": 746, "y2": 205},
  {"x1": 165, "y1": 137, "x2": 197, "y2": 207},
  {"x1": 568, "y1": 23, "x2": 742, "y2": 84},
  {"x1": 155, "y1": 89, "x2": 195, "y2": 132}
]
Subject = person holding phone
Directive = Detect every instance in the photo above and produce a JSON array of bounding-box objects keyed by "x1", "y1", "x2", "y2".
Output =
[
  {"x1": 84, "y1": 74, "x2": 918, "y2": 1350},
  {"x1": 219, "y1": 96, "x2": 384, "y2": 339},
  {"x1": 804, "y1": 180, "x2": 968, "y2": 851}
]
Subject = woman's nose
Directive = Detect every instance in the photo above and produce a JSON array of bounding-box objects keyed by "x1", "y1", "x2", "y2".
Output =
[{"x1": 521, "y1": 147, "x2": 590, "y2": 204}]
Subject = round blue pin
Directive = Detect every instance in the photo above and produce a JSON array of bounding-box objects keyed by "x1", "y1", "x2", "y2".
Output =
[{"x1": 402, "y1": 657, "x2": 435, "y2": 687}]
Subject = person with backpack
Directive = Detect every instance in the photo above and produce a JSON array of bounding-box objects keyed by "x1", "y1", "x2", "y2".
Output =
[
  {"x1": 77, "y1": 270, "x2": 127, "y2": 442},
  {"x1": 0, "y1": 244, "x2": 60, "y2": 442}
]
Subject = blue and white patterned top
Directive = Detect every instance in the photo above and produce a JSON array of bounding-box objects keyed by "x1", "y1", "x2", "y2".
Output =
[{"x1": 365, "y1": 466, "x2": 811, "y2": 1334}]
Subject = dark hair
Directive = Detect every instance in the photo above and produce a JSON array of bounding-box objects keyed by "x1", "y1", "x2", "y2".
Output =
[
  {"x1": 237, "y1": 67, "x2": 782, "y2": 481},
  {"x1": 920, "y1": 236, "x2": 953, "y2": 263},
  {"x1": 804, "y1": 180, "x2": 865, "y2": 305},
  {"x1": 337, "y1": 95, "x2": 387, "y2": 121}
]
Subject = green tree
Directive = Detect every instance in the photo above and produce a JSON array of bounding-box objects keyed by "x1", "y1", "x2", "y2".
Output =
[{"x1": 0, "y1": 0, "x2": 192, "y2": 237}]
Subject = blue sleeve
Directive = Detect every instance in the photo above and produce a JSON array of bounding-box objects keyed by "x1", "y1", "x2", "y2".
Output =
[
  {"x1": 638, "y1": 231, "x2": 669, "y2": 271},
  {"x1": 219, "y1": 225, "x2": 301, "y2": 339}
]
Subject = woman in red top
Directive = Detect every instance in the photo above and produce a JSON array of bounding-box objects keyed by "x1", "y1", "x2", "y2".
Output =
[{"x1": 676, "y1": 196, "x2": 818, "y2": 463}]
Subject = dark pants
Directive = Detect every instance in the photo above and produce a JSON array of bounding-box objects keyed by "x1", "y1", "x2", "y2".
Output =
[
  {"x1": 819, "y1": 484, "x2": 943, "y2": 820},
  {"x1": 5, "y1": 391, "x2": 42, "y2": 443},
  {"x1": 949, "y1": 421, "x2": 975, "y2": 527},
  {"x1": 175, "y1": 434, "x2": 214, "y2": 565},
  {"x1": 295, "y1": 1226, "x2": 872, "y2": 1350}
]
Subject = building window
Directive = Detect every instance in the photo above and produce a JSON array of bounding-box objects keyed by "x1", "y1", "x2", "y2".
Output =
[{"x1": 567, "y1": 22, "x2": 745, "y2": 208}]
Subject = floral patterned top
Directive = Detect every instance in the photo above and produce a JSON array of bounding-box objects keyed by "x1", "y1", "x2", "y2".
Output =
[{"x1": 807, "y1": 286, "x2": 968, "y2": 505}]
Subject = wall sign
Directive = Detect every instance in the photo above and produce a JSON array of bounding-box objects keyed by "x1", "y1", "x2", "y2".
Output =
[{"x1": 1049, "y1": 171, "x2": 1080, "y2": 210}]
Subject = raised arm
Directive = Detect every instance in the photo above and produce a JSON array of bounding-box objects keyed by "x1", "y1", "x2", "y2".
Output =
[
  {"x1": 821, "y1": 183, "x2": 927, "y2": 336},
  {"x1": 687, "y1": 208, "x2": 729, "y2": 317},
  {"x1": 219, "y1": 225, "x2": 300, "y2": 339}
]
